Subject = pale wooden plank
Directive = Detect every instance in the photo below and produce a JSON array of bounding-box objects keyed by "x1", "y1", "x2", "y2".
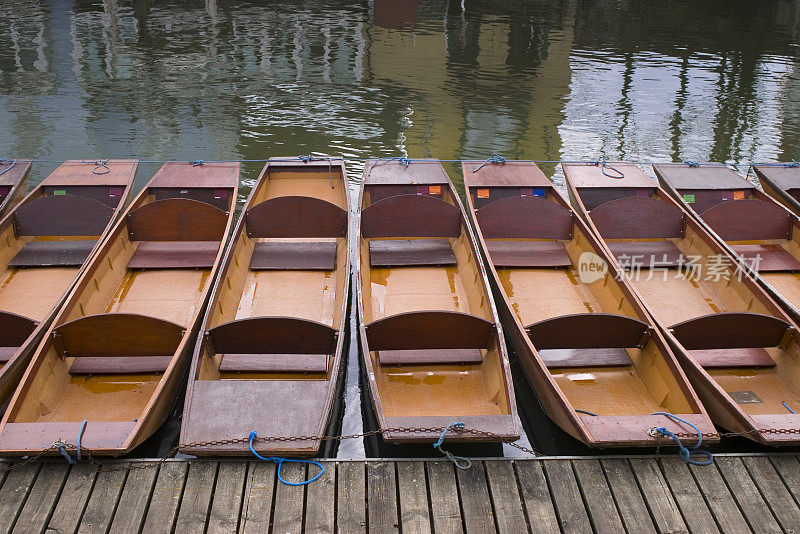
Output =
[
  {"x1": 336, "y1": 462, "x2": 366, "y2": 533},
  {"x1": 304, "y1": 461, "x2": 335, "y2": 534},
  {"x1": 0, "y1": 463, "x2": 41, "y2": 534},
  {"x1": 629, "y1": 459, "x2": 687, "y2": 534},
  {"x1": 173, "y1": 461, "x2": 217, "y2": 532},
  {"x1": 46, "y1": 464, "x2": 97, "y2": 534},
  {"x1": 396, "y1": 462, "x2": 430, "y2": 533},
  {"x1": 658, "y1": 458, "x2": 719, "y2": 534},
  {"x1": 367, "y1": 461, "x2": 399, "y2": 533},
  {"x1": 425, "y1": 461, "x2": 463, "y2": 534},
  {"x1": 743, "y1": 456, "x2": 800, "y2": 533},
  {"x1": 457, "y1": 461, "x2": 496, "y2": 533},
  {"x1": 543, "y1": 460, "x2": 591, "y2": 534},
  {"x1": 484, "y1": 460, "x2": 527, "y2": 533},
  {"x1": 206, "y1": 462, "x2": 247, "y2": 534},
  {"x1": 714, "y1": 457, "x2": 781, "y2": 534},
  {"x1": 600, "y1": 458, "x2": 656, "y2": 534},
  {"x1": 107, "y1": 463, "x2": 159, "y2": 534},
  {"x1": 77, "y1": 466, "x2": 128, "y2": 533},
  {"x1": 571, "y1": 459, "x2": 624, "y2": 533},
  {"x1": 140, "y1": 462, "x2": 188, "y2": 533},
  {"x1": 12, "y1": 463, "x2": 69, "y2": 534},
  {"x1": 769, "y1": 456, "x2": 800, "y2": 500},
  {"x1": 688, "y1": 461, "x2": 750, "y2": 534},
  {"x1": 272, "y1": 462, "x2": 307, "y2": 534},
  {"x1": 514, "y1": 461, "x2": 559, "y2": 534},
  {"x1": 240, "y1": 462, "x2": 276, "y2": 534}
]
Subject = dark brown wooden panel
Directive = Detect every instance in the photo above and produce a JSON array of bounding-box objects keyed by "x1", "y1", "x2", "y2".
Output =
[
  {"x1": 463, "y1": 160, "x2": 551, "y2": 187},
  {"x1": 207, "y1": 316, "x2": 337, "y2": 355},
  {"x1": 0, "y1": 311, "x2": 38, "y2": 347},
  {"x1": 653, "y1": 163, "x2": 749, "y2": 190},
  {"x1": 361, "y1": 194, "x2": 462, "y2": 238},
  {"x1": 152, "y1": 187, "x2": 231, "y2": 211},
  {"x1": 366, "y1": 311, "x2": 494, "y2": 350},
  {"x1": 55, "y1": 313, "x2": 184, "y2": 357},
  {"x1": 688, "y1": 348, "x2": 776, "y2": 368},
  {"x1": 526, "y1": 313, "x2": 649, "y2": 350},
  {"x1": 149, "y1": 161, "x2": 240, "y2": 189},
  {"x1": 9, "y1": 240, "x2": 96, "y2": 268},
  {"x1": 606, "y1": 240, "x2": 684, "y2": 268},
  {"x1": 364, "y1": 159, "x2": 448, "y2": 185},
  {"x1": 670, "y1": 312, "x2": 791, "y2": 349},
  {"x1": 127, "y1": 198, "x2": 228, "y2": 241},
  {"x1": 677, "y1": 189, "x2": 755, "y2": 214},
  {"x1": 69, "y1": 356, "x2": 172, "y2": 374},
  {"x1": 43, "y1": 185, "x2": 127, "y2": 207},
  {"x1": 218, "y1": 353, "x2": 329, "y2": 373},
  {"x1": 700, "y1": 199, "x2": 792, "y2": 241},
  {"x1": 590, "y1": 196, "x2": 685, "y2": 239},
  {"x1": 42, "y1": 159, "x2": 137, "y2": 187},
  {"x1": 486, "y1": 240, "x2": 572, "y2": 268},
  {"x1": 539, "y1": 347, "x2": 633, "y2": 368},
  {"x1": 127, "y1": 241, "x2": 220, "y2": 269},
  {"x1": 14, "y1": 195, "x2": 114, "y2": 237},
  {"x1": 378, "y1": 348, "x2": 483, "y2": 365},
  {"x1": 249, "y1": 241, "x2": 338, "y2": 271},
  {"x1": 476, "y1": 196, "x2": 573, "y2": 239},
  {"x1": 368, "y1": 239, "x2": 456, "y2": 267},
  {"x1": 578, "y1": 188, "x2": 657, "y2": 211},
  {"x1": 245, "y1": 196, "x2": 347, "y2": 238},
  {"x1": 730, "y1": 244, "x2": 800, "y2": 272}
]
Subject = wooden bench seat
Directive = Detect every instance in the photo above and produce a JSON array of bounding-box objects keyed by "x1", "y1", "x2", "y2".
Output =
[
  {"x1": 249, "y1": 241, "x2": 337, "y2": 271},
  {"x1": 378, "y1": 348, "x2": 483, "y2": 365},
  {"x1": 688, "y1": 348, "x2": 776, "y2": 368},
  {"x1": 70, "y1": 356, "x2": 173, "y2": 375},
  {"x1": 369, "y1": 239, "x2": 456, "y2": 267},
  {"x1": 0, "y1": 347, "x2": 17, "y2": 363},
  {"x1": 9, "y1": 240, "x2": 96, "y2": 268},
  {"x1": 729, "y1": 244, "x2": 800, "y2": 272},
  {"x1": 218, "y1": 353, "x2": 329, "y2": 373},
  {"x1": 539, "y1": 348, "x2": 633, "y2": 368},
  {"x1": 127, "y1": 241, "x2": 220, "y2": 269},
  {"x1": 607, "y1": 240, "x2": 684, "y2": 268},
  {"x1": 486, "y1": 240, "x2": 571, "y2": 268}
]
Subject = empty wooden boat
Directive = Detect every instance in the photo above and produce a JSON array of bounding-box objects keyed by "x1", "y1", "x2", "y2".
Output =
[
  {"x1": 462, "y1": 160, "x2": 715, "y2": 447},
  {"x1": 357, "y1": 159, "x2": 518, "y2": 443},
  {"x1": 655, "y1": 163, "x2": 800, "y2": 321},
  {"x1": 564, "y1": 161, "x2": 800, "y2": 444},
  {"x1": 0, "y1": 161, "x2": 237, "y2": 456},
  {"x1": 753, "y1": 163, "x2": 800, "y2": 217},
  {"x1": 0, "y1": 159, "x2": 31, "y2": 218},
  {"x1": 180, "y1": 157, "x2": 350, "y2": 456},
  {"x1": 0, "y1": 159, "x2": 136, "y2": 408}
]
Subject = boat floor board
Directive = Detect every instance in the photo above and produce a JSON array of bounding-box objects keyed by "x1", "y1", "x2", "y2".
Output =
[
  {"x1": 369, "y1": 239, "x2": 456, "y2": 267},
  {"x1": 127, "y1": 241, "x2": 219, "y2": 270},
  {"x1": 369, "y1": 266, "x2": 468, "y2": 319},
  {"x1": 539, "y1": 348, "x2": 633, "y2": 368},
  {"x1": 377, "y1": 348, "x2": 483, "y2": 365},
  {"x1": 551, "y1": 367, "x2": 663, "y2": 416},
  {"x1": 0, "y1": 268, "x2": 77, "y2": 321},
  {"x1": 486, "y1": 240, "x2": 571, "y2": 268},
  {"x1": 707, "y1": 367, "x2": 800, "y2": 416},
  {"x1": 9, "y1": 240, "x2": 96, "y2": 268},
  {"x1": 249, "y1": 241, "x2": 337, "y2": 271},
  {"x1": 631, "y1": 273, "x2": 727, "y2": 326},
  {"x1": 218, "y1": 353, "x2": 329, "y2": 373},
  {"x1": 69, "y1": 356, "x2": 173, "y2": 375},
  {"x1": 104, "y1": 269, "x2": 208, "y2": 327},
  {"x1": 236, "y1": 270, "x2": 337, "y2": 326}
]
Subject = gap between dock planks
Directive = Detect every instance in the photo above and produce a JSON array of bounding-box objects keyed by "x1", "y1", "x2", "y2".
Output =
[{"x1": 0, "y1": 456, "x2": 799, "y2": 532}]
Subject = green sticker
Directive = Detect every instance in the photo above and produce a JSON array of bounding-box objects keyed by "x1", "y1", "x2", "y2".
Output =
[
  {"x1": 683, "y1": 194, "x2": 695, "y2": 204},
  {"x1": 53, "y1": 190, "x2": 66, "y2": 195}
]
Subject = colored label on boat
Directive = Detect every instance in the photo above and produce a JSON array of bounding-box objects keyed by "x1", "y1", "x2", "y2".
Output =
[
  {"x1": 734, "y1": 190, "x2": 745, "y2": 200},
  {"x1": 477, "y1": 188, "x2": 490, "y2": 198},
  {"x1": 532, "y1": 188, "x2": 546, "y2": 197},
  {"x1": 683, "y1": 194, "x2": 695, "y2": 203},
  {"x1": 53, "y1": 189, "x2": 66, "y2": 195},
  {"x1": 429, "y1": 185, "x2": 441, "y2": 195}
]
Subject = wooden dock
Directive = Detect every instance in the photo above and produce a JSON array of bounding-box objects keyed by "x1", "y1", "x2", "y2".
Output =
[{"x1": 1, "y1": 455, "x2": 799, "y2": 533}]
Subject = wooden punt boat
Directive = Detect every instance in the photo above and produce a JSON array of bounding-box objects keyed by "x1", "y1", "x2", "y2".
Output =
[
  {"x1": 0, "y1": 161, "x2": 237, "y2": 456},
  {"x1": 564, "y1": 161, "x2": 800, "y2": 444},
  {"x1": 357, "y1": 159, "x2": 518, "y2": 443},
  {"x1": 462, "y1": 160, "x2": 715, "y2": 447},
  {"x1": 180, "y1": 157, "x2": 350, "y2": 456},
  {"x1": 0, "y1": 159, "x2": 32, "y2": 218},
  {"x1": 0, "y1": 160, "x2": 136, "y2": 408},
  {"x1": 753, "y1": 163, "x2": 800, "y2": 217},
  {"x1": 655, "y1": 163, "x2": 800, "y2": 321}
]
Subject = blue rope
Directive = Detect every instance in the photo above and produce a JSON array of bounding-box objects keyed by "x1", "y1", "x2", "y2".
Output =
[
  {"x1": 76, "y1": 420, "x2": 87, "y2": 461},
  {"x1": 598, "y1": 156, "x2": 624, "y2": 179},
  {"x1": 0, "y1": 159, "x2": 16, "y2": 178},
  {"x1": 575, "y1": 409, "x2": 599, "y2": 416},
  {"x1": 783, "y1": 401, "x2": 796, "y2": 414},
  {"x1": 82, "y1": 159, "x2": 110, "y2": 175},
  {"x1": 650, "y1": 412, "x2": 713, "y2": 466},
  {"x1": 684, "y1": 160, "x2": 701, "y2": 167},
  {"x1": 189, "y1": 160, "x2": 205, "y2": 166},
  {"x1": 433, "y1": 421, "x2": 471, "y2": 470},
  {"x1": 374, "y1": 156, "x2": 412, "y2": 167},
  {"x1": 473, "y1": 153, "x2": 506, "y2": 172},
  {"x1": 248, "y1": 431, "x2": 325, "y2": 486}
]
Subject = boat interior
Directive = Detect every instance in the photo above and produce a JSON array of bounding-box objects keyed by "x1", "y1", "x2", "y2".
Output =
[
  {"x1": 564, "y1": 162, "x2": 800, "y2": 436},
  {"x1": 181, "y1": 159, "x2": 349, "y2": 455},
  {"x1": 0, "y1": 162, "x2": 237, "y2": 454},
  {"x1": 754, "y1": 164, "x2": 800, "y2": 216},
  {"x1": 358, "y1": 161, "x2": 516, "y2": 441},
  {"x1": 0, "y1": 159, "x2": 31, "y2": 217}
]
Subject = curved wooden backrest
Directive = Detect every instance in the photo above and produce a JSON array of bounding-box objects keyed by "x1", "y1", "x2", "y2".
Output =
[
  {"x1": 0, "y1": 311, "x2": 38, "y2": 346},
  {"x1": 526, "y1": 313, "x2": 650, "y2": 350},
  {"x1": 361, "y1": 195, "x2": 462, "y2": 238},
  {"x1": 127, "y1": 198, "x2": 228, "y2": 241},
  {"x1": 14, "y1": 194, "x2": 114, "y2": 237},
  {"x1": 54, "y1": 313, "x2": 184, "y2": 357},
  {"x1": 670, "y1": 312, "x2": 792, "y2": 349},
  {"x1": 207, "y1": 316, "x2": 337, "y2": 354},
  {"x1": 590, "y1": 196, "x2": 684, "y2": 239},
  {"x1": 700, "y1": 199, "x2": 792, "y2": 241},
  {"x1": 476, "y1": 196, "x2": 573, "y2": 239},
  {"x1": 245, "y1": 196, "x2": 347, "y2": 238},
  {"x1": 365, "y1": 311, "x2": 494, "y2": 350}
]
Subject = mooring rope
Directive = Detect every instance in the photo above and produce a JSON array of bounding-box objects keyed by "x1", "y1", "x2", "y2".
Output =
[
  {"x1": 0, "y1": 158, "x2": 16, "y2": 178},
  {"x1": 82, "y1": 159, "x2": 110, "y2": 175},
  {"x1": 649, "y1": 412, "x2": 713, "y2": 466},
  {"x1": 598, "y1": 156, "x2": 625, "y2": 179},
  {"x1": 473, "y1": 153, "x2": 506, "y2": 172},
  {"x1": 248, "y1": 431, "x2": 325, "y2": 486},
  {"x1": 433, "y1": 421, "x2": 472, "y2": 470}
]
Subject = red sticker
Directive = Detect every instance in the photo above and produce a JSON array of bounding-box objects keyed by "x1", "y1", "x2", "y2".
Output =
[
  {"x1": 477, "y1": 189, "x2": 490, "y2": 199},
  {"x1": 733, "y1": 190, "x2": 745, "y2": 200}
]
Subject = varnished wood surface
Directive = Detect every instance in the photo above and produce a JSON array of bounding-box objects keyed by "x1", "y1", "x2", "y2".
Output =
[{"x1": 1, "y1": 455, "x2": 799, "y2": 533}]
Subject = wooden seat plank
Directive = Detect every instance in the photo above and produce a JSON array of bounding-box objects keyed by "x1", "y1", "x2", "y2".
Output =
[
  {"x1": 218, "y1": 353, "x2": 328, "y2": 373},
  {"x1": 688, "y1": 348, "x2": 776, "y2": 368},
  {"x1": 369, "y1": 239, "x2": 456, "y2": 267},
  {"x1": 378, "y1": 348, "x2": 482, "y2": 365},
  {"x1": 487, "y1": 240, "x2": 572, "y2": 267},
  {"x1": 0, "y1": 347, "x2": 17, "y2": 363},
  {"x1": 70, "y1": 356, "x2": 172, "y2": 375},
  {"x1": 249, "y1": 241, "x2": 337, "y2": 271},
  {"x1": 539, "y1": 348, "x2": 633, "y2": 368},
  {"x1": 127, "y1": 241, "x2": 220, "y2": 269},
  {"x1": 9, "y1": 240, "x2": 97, "y2": 268},
  {"x1": 730, "y1": 243, "x2": 800, "y2": 272},
  {"x1": 607, "y1": 240, "x2": 684, "y2": 268}
]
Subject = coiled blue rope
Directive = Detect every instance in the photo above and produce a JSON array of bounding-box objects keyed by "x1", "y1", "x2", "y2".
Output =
[
  {"x1": 598, "y1": 156, "x2": 624, "y2": 179},
  {"x1": 189, "y1": 160, "x2": 205, "y2": 166},
  {"x1": 248, "y1": 431, "x2": 325, "y2": 486},
  {"x1": 684, "y1": 160, "x2": 701, "y2": 167},
  {"x1": 55, "y1": 419, "x2": 88, "y2": 464},
  {"x1": 374, "y1": 156, "x2": 412, "y2": 167},
  {"x1": 433, "y1": 421, "x2": 471, "y2": 470},
  {"x1": 473, "y1": 153, "x2": 506, "y2": 172},
  {"x1": 82, "y1": 159, "x2": 110, "y2": 175},
  {"x1": 0, "y1": 159, "x2": 16, "y2": 178},
  {"x1": 649, "y1": 412, "x2": 713, "y2": 466}
]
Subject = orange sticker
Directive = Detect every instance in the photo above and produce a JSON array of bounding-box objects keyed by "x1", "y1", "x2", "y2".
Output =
[
  {"x1": 429, "y1": 185, "x2": 441, "y2": 195},
  {"x1": 733, "y1": 190, "x2": 745, "y2": 200},
  {"x1": 477, "y1": 189, "x2": 490, "y2": 199}
]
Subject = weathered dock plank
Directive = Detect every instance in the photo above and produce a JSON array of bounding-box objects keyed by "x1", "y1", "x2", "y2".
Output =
[
  {"x1": 77, "y1": 466, "x2": 127, "y2": 533},
  {"x1": 658, "y1": 458, "x2": 719, "y2": 534},
  {"x1": 12, "y1": 462, "x2": 68, "y2": 534},
  {"x1": 367, "y1": 461, "x2": 399, "y2": 533},
  {"x1": 426, "y1": 461, "x2": 463, "y2": 534},
  {"x1": 543, "y1": 460, "x2": 591, "y2": 534},
  {"x1": 396, "y1": 461, "x2": 431, "y2": 532},
  {"x1": 337, "y1": 461, "x2": 366, "y2": 533},
  {"x1": 272, "y1": 461, "x2": 307, "y2": 533},
  {"x1": 240, "y1": 462, "x2": 276, "y2": 534},
  {"x1": 714, "y1": 456, "x2": 781, "y2": 534},
  {"x1": 0, "y1": 463, "x2": 39, "y2": 534},
  {"x1": 688, "y1": 461, "x2": 750, "y2": 534},
  {"x1": 742, "y1": 456, "x2": 800, "y2": 533},
  {"x1": 207, "y1": 461, "x2": 247, "y2": 533},
  {"x1": 629, "y1": 458, "x2": 688, "y2": 533},
  {"x1": 571, "y1": 459, "x2": 624, "y2": 533},
  {"x1": 173, "y1": 461, "x2": 217, "y2": 532},
  {"x1": 485, "y1": 460, "x2": 528, "y2": 533},
  {"x1": 107, "y1": 462, "x2": 160, "y2": 534},
  {"x1": 46, "y1": 464, "x2": 96, "y2": 534},
  {"x1": 601, "y1": 458, "x2": 657, "y2": 534},
  {"x1": 456, "y1": 460, "x2": 496, "y2": 533},
  {"x1": 305, "y1": 461, "x2": 336, "y2": 533},
  {"x1": 514, "y1": 461, "x2": 559, "y2": 534},
  {"x1": 140, "y1": 461, "x2": 188, "y2": 533}
]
